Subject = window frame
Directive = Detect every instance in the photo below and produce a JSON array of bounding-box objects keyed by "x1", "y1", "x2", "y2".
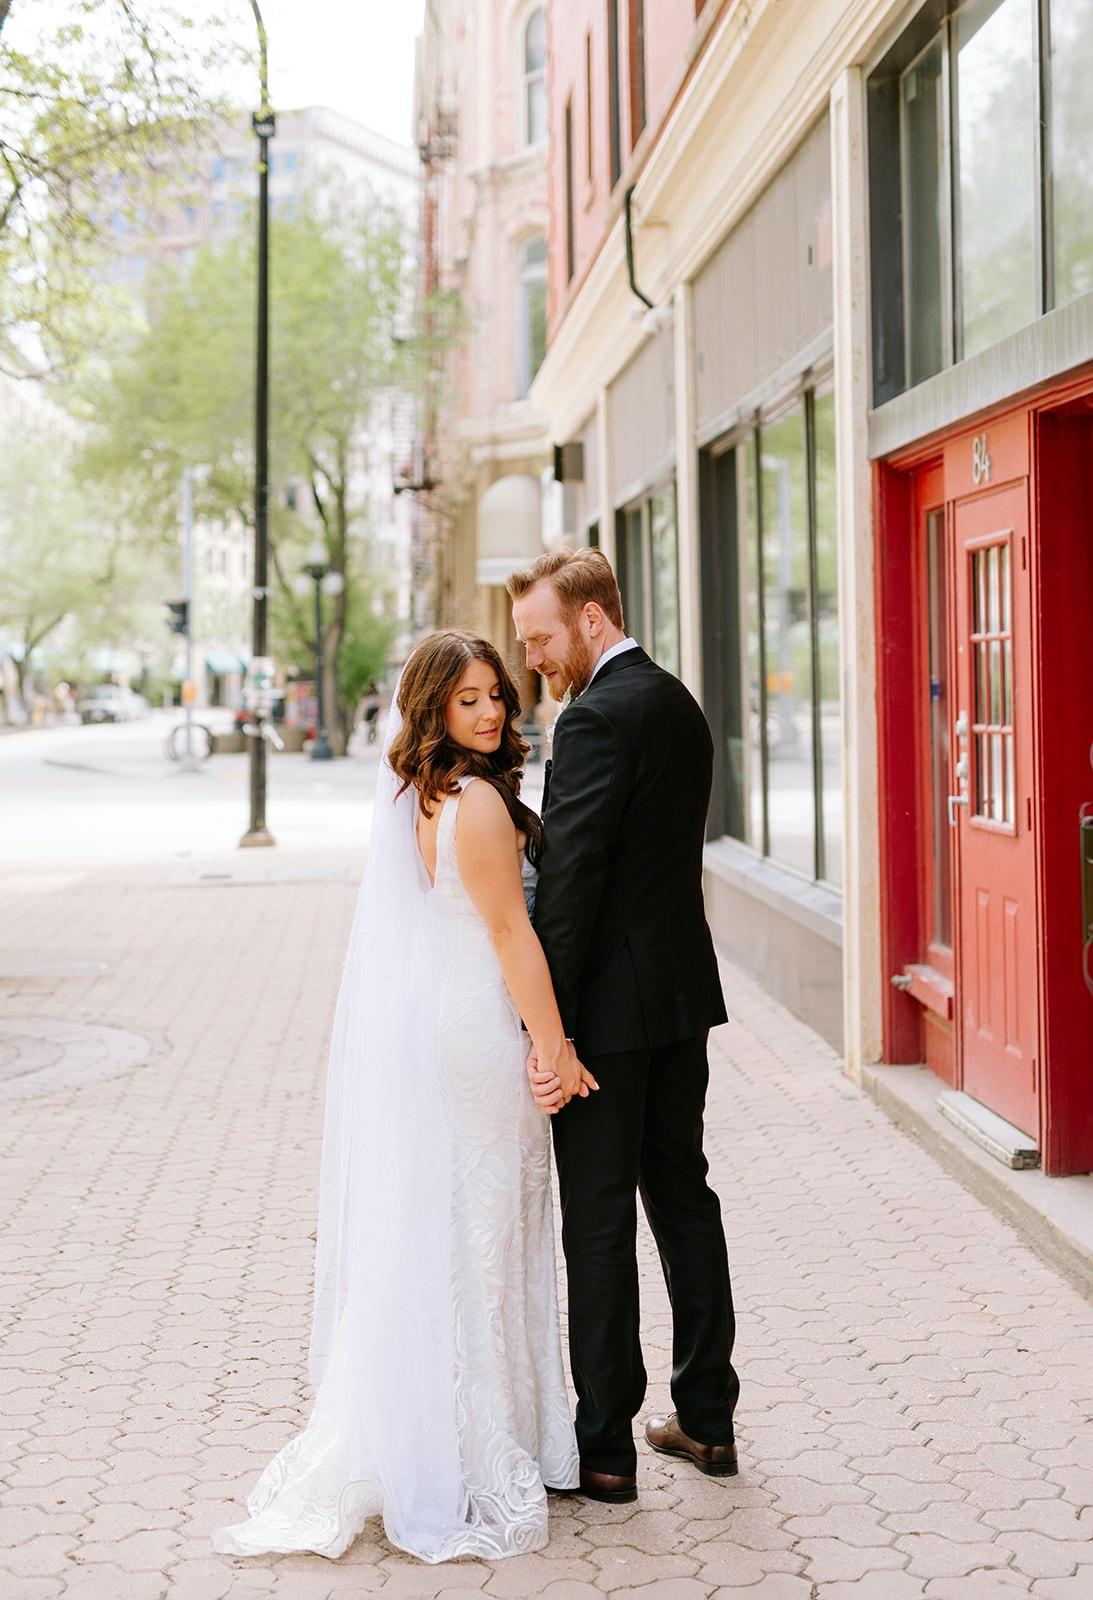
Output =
[
  {"x1": 522, "y1": 5, "x2": 548, "y2": 149},
  {"x1": 516, "y1": 234, "x2": 548, "y2": 399},
  {"x1": 869, "y1": 0, "x2": 1075, "y2": 405},
  {"x1": 700, "y1": 369, "x2": 841, "y2": 887},
  {"x1": 607, "y1": 0, "x2": 622, "y2": 189},
  {"x1": 614, "y1": 476, "x2": 681, "y2": 676}
]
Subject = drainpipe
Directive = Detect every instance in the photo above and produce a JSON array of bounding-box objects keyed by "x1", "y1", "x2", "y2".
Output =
[{"x1": 624, "y1": 185, "x2": 655, "y2": 311}]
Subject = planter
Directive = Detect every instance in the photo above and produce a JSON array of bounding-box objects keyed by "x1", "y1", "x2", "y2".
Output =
[
  {"x1": 278, "y1": 726, "x2": 307, "y2": 753},
  {"x1": 211, "y1": 731, "x2": 245, "y2": 755}
]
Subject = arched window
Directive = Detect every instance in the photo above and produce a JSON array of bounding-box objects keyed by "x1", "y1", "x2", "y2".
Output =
[
  {"x1": 523, "y1": 8, "x2": 547, "y2": 146},
  {"x1": 517, "y1": 235, "x2": 548, "y2": 397}
]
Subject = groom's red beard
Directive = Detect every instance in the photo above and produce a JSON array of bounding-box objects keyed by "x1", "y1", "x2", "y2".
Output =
[{"x1": 552, "y1": 631, "x2": 596, "y2": 700}]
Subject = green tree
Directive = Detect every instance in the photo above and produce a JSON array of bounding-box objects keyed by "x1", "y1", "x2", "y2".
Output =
[
  {"x1": 0, "y1": 424, "x2": 167, "y2": 704},
  {"x1": 0, "y1": 0, "x2": 238, "y2": 376},
  {"x1": 83, "y1": 194, "x2": 434, "y2": 751}
]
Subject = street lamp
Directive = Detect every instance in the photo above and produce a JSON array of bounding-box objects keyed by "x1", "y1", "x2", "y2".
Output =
[
  {"x1": 296, "y1": 541, "x2": 345, "y2": 762},
  {"x1": 240, "y1": 0, "x2": 276, "y2": 848}
]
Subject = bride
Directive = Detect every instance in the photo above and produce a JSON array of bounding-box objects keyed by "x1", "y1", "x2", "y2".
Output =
[{"x1": 214, "y1": 630, "x2": 596, "y2": 1564}]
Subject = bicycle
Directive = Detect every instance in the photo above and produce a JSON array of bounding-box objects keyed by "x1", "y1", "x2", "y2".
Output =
[{"x1": 164, "y1": 720, "x2": 214, "y2": 764}]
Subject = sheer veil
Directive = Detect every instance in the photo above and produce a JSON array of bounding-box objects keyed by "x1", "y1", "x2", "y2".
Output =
[
  {"x1": 215, "y1": 686, "x2": 473, "y2": 1562},
  {"x1": 308, "y1": 685, "x2": 471, "y2": 1556}
]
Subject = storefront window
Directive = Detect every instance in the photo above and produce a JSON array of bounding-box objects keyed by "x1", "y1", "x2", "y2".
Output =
[
  {"x1": 955, "y1": 0, "x2": 1037, "y2": 359},
  {"x1": 760, "y1": 403, "x2": 813, "y2": 877},
  {"x1": 739, "y1": 442, "x2": 763, "y2": 852},
  {"x1": 650, "y1": 486, "x2": 679, "y2": 675},
  {"x1": 901, "y1": 34, "x2": 947, "y2": 384},
  {"x1": 707, "y1": 383, "x2": 839, "y2": 885},
  {"x1": 1050, "y1": 0, "x2": 1093, "y2": 307},
  {"x1": 870, "y1": 0, "x2": 1090, "y2": 402},
  {"x1": 618, "y1": 482, "x2": 680, "y2": 676},
  {"x1": 812, "y1": 387, "x2": 841, "y2": 887}
]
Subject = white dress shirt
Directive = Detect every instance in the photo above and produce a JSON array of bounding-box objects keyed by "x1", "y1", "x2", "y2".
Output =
[{"x1": 587, "y1": 636, "x2": 639, "y2": 687}]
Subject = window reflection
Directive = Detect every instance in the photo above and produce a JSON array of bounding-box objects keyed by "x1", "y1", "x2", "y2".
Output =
[
  {"x1": 760, "y1": 403, "x2": 814, "y2": 877},
  {"x1": 650, "y1": 485, "x2": 680, "y2": 677},
  {"x1": 1051, "y1": 0, "x2": 1093, "y2": 307},
  {"x1": 812, "y1": 388, "x2": 842, "y2": 887},
  {"x1": 954, "y1": 0, "x2": 1037, "y2": 357},
  {"x1": 901, "y1": 34, "x2": 947, "y2": 384},
  {"x1": 738, "y1": 442, "x2": 763, "y2": 851},
  {"x1": 619, "y1": 484, "x2": 680, "y2": 677}
]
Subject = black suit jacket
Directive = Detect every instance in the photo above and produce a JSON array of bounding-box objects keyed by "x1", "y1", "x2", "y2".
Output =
[{"x1": 533, "y1": 646, "x2": 727, "y2": 1056}]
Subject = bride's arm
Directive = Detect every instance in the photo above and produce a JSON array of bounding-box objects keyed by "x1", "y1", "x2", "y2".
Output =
[{"x1": 455, "y1": 780, "x2": 597, "y2": 1105}]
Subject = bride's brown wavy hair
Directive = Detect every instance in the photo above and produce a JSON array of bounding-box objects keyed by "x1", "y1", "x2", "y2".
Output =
[{"x1": 387, "y1": 629, "x2": 543, "y2": 865}]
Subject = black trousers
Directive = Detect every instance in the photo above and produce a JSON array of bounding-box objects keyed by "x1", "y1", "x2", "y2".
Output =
[{"x1": 551, "y1": 1032, "x2": 739, "y2": 1476}]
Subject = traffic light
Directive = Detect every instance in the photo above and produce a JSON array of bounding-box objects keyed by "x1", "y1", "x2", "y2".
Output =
[{"x1": 165, "y1": 599, "x2": 189, "y2": 635}]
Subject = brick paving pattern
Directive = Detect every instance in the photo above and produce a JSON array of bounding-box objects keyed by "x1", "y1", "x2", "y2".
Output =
[{"x1": 2, "y1": 856, "x2": 1092, "y2": 1599}]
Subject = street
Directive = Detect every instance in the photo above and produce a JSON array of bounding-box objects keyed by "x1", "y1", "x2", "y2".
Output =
[{"x1": 2, "y1": 719, "x2": 1093, "y2": 1599}]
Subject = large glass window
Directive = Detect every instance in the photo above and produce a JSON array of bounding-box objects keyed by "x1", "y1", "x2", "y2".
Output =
[
  {"x1": 812, "y1": 387, "x2": 842, "y2": 886},
  {"x1": 523, "y1": 8, "x2": 547, "y2": 147},
  {"x1": 711, "y1": 382, "x2": 840, "y2": 886},
  {"x1": 1050, "y1": 0, "x2": 1093, "y2": 306},
  {"x1": 761, "y1": 402, "x2": 813, "y2": 876},
  {"x1": 955, "y1": 0, "x2": 1037, "y2": 358},
  {"x1": 901, "y1": 34, "x2": 948, "y2": 384},
  {"x1": 870, "y1": 0, "x2": 1093, "y2": 402},
  {"x1": 618, "y1": 482, "x2": 680, "y2": 676}
]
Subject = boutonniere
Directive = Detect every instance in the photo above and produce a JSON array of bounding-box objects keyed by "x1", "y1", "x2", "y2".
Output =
[{"x1": 545, "y1": 691, "x2": 571, "y2": 756}]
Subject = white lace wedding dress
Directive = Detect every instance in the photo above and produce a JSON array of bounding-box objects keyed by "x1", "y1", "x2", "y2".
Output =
[{"x1": 214, "y1": 777, "x2": 578, "y2": 1563}]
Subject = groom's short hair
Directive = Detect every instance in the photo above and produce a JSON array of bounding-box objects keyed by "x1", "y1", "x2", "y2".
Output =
[{"x1": 506, "y1": 548, "x2": 624, "y2": 630}]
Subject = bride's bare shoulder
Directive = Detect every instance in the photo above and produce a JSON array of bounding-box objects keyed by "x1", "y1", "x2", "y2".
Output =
[{"x1": 456, "y1": 779, "x2": 515, "y2": 844}]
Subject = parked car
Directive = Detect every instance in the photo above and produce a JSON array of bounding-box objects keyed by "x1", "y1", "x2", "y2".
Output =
[{"x1": 77, "y1": 686, "x2": 147, "y2": 724}]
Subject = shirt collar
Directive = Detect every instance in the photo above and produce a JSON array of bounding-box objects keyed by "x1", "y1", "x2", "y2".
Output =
[{"x1": 587, "y1": 636, "x2": 639, "y2": 686}]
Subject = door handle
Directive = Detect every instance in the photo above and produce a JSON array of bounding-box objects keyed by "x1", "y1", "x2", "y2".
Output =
[
  {"x1": 1081, "y1": 803, "x2": 1093, "y2": 997},
  {"x1": 948, "y1": 793, "x2": 969, "y2": 827}
]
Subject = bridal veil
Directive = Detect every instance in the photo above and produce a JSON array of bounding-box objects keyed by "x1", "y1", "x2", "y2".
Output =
[{"x1": 215, "y1": 694, "x2": 472, "y2": 1561}]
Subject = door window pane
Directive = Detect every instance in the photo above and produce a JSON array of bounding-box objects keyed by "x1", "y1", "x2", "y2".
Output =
[
  {"x1": 812, "y1": 388, "x2": 842, "y2": 887},
  {"x1": 955, "y1": 0, "x2": 1037, "y2": 358},
  {"x1": 927, "y1": 511, "x2": 953, "y2": 946},
  {"x1": 970, "y1": 538, "x2": 1015, "y2": 826},
  {"x1": 1050, "y1": 0, "x2": 1093, "y2": 306},
  {"x1": 901, "y1": 33, "x2": 947, "y2": 384},
  {"x1": 650, "y1": 485, "x2": 680, "y2": 676},
  {"x1": 760, "y1": 402, "x2": 814, "y2": 876}
]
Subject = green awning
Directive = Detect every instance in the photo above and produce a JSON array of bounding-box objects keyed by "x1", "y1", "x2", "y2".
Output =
[{"x1": 205, "y1": 650, "x2": 244, "y2": 675}]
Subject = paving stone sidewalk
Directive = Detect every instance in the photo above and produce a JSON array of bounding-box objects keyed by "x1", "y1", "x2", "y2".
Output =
[{"x1": 2, "y1": 856, "x2": 1092, "y2": 1600}]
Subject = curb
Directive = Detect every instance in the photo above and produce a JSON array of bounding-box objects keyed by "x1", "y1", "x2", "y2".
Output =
[{"x1": 861, "y1": 1061, "x2": 1093, "y2": 1307}]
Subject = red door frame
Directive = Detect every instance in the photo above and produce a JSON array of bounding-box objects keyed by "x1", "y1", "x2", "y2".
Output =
[{"x1": 875, "y1": 369, "x2": 1093, "y2": 1175}]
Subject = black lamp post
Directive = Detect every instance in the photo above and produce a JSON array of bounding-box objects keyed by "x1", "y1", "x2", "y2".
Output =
[
  {"x1": 240, "y1": 0, "x2": 276, "y2": 847},
  {"x1": 299, "y1": 541, "x2": 343, "y2": 762}
]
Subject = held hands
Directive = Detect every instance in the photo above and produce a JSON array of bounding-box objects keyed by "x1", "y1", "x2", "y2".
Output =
[{"x1": 526, "y1": 1042, "x2": 599, "y2": 1114}]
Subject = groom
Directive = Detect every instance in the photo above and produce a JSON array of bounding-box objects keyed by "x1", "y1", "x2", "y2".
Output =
[{"x1": 508, "y1": 548, "x2": 740, "y2": 1504}]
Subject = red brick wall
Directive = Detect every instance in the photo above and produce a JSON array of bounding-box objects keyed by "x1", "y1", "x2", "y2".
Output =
[{"x1": 546, "y1": 0, "x2": 725, "y2": 338}]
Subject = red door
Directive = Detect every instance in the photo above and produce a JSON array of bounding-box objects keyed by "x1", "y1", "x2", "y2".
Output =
[{"x1": 951, "y1": 483, "x2": 1039, "y2": 1136}]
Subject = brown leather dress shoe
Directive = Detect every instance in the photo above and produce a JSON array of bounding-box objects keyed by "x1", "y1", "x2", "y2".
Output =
[
  {"x1": 644, "y1": 1413, "x2": 738, "y2": 1477},
  {"x1": 579, "y1": 1466, "x2": 638, "y2": 1503}
]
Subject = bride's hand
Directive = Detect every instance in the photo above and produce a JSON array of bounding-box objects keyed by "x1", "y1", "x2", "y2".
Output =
[{"x1": 527, "y1": 1046, "x2": 599, "y2": 1112}]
